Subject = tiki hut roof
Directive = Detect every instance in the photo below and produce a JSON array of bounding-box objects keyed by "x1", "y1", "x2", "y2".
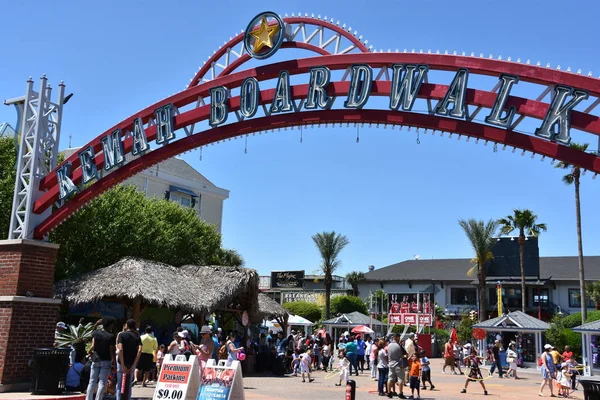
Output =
[
  {"x1": 179, "y1": 264, "x2": 260, "y2": 320},
  {"x1": 54, "y1": 257, "x2": 260, "y2": 317},
  {"x1": 257, "y1": 293, "x2": 288, "y2": 320}
]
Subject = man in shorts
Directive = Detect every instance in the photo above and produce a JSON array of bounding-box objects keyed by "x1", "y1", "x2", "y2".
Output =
[{"x1": 387, "y1": 334, "x2": 406, "y2": 399}]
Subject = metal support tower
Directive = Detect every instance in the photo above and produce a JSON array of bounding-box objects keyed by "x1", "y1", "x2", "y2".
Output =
[{"x1": 6, "y1": 75, "x2": 65, "y2": 239}]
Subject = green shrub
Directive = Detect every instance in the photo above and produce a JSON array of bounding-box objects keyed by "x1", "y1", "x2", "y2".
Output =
[
  {"x1": 559, "y1": 310, "x2": 600, "y2": 328},
  {"x1": 330, "y1": 295, "x2": 369, "y2": 316},
  {"x1": 457, "y1": 316, "x2": 475, "y2": 344},
  {"x1": 432, "y1": 328, "x2": 450, "y2": 357},
  {"x1": 283, "y1": 301, "x2": 322, "y2": 323},
  {"x1": 544, "y1": 311, "x2": 600, "y2": 358}
]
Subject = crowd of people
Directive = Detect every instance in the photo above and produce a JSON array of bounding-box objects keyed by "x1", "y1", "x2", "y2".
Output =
[
  {"x1": 58, "y1": 317, "x2": 588, "y2": 399},
  {"x1": 539, "y1": 344, "x2": 580, "y2": 398},
  {"x1": 58, "y1": 317, "x2": 243, "y2": 399}
]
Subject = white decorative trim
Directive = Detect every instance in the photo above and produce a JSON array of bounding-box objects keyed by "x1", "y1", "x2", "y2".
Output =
[
  {"x1": 0, "y1": 239, "x2": 59, "y2": 249},
  {"x1": 0, "y1": 296, "x2": 62, "y2": 304}
]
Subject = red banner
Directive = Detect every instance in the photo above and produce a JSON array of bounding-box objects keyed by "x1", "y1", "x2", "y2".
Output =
[{"x1": 388, "y1": 313, "x2": 433, "y2": 326}]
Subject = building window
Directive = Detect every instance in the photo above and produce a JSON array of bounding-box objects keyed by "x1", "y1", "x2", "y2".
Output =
[
  {"x1": 569, "y1": 289, "x2": 595, "y2": 308},
  {"x1": 489, "y1": 286, "x2": 522, "y2": 309},
  {"x1": 170, "y1": 193, "x2": 193, "y2": 208},
  {"x1": 451, "y1": 288, "x2": 477, "y2": 305},
  {"x1": 179, "y1": 196, "x2": 191, "y2": 207},
  {"x1": 533, "y1": 288, "x2": 549, "y2": 306}
]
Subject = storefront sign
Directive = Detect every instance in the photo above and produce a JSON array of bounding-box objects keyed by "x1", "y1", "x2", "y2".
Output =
[
  {"x1": 55, "y1": 58, "x2": 589, "y2": 201},
  {"x1": 154, "y1": 355, "x2": 199, "y2": 400},
  {"x1": 282, "y1": 291, "x2": 344, "y2": 304},
  {"x1": 271, "y1": 271, "x2": 304, "y2": 288}
]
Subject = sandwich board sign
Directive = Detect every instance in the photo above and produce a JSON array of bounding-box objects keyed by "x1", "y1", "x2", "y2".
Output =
[
  {"x1": 153, "y1": 354, "x2": 200, "y2": 400},
  {"x1": 196, "y1": 359, "x2": 245, "y2": 400}
]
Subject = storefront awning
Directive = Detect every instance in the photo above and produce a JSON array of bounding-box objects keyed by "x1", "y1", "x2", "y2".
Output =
[
  {"x1": 472, "y1": 311, "x2": 550, "y2": 332},
  {"x1": 170, "y1": 185, "x2": 199, "y2": 197}
]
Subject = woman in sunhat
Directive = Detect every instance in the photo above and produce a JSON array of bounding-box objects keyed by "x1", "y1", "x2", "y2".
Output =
[
  {"x1": 539, "y1": 344, "x2": 556, "y2": 397},
  {"x1": 195, "y1": 325, "x2": 215, "y2": 374}
]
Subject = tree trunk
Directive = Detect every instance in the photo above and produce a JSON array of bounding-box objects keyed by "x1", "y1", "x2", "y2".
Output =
[
  {"x1": 575, "y1": 170, "x2": 587, "y2": 323},
  {"x1": 519, "y1": 232, "x2": 526, "y2": 313},
  {"x1": 477, "y1": 263, "x2": 487, "y2": 321},
  {"x1": 325, "y1": 275, "x2": 332, "y2": 319}
]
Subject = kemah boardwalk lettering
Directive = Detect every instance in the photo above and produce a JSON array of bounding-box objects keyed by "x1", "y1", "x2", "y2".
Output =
[{"x1": 6, "y1": 11, "x2": 600, "y2": 241}]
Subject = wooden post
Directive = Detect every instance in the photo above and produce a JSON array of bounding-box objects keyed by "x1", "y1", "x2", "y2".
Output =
[{"x1": 132, "y1": 298, "x2": 142, "y2": 326}]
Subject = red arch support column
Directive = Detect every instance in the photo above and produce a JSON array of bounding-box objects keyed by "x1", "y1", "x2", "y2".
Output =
[{"x1": 0, "y1": 239, "x2": 60, "y2": 391}]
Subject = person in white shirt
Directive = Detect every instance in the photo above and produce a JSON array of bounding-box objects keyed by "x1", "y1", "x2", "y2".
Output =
[
  {"x1": 300, "y1": 349, "x2": 314, "y2": 383},
  {"x1": 368, "y1": 337, "x2": 378, "y2": 381},
  {"x1": 420, "y1": 350, "x2": 435, "y2": 390},
  {"x1": 336, "y1": 350, "x2": 350, "y2": 387}
]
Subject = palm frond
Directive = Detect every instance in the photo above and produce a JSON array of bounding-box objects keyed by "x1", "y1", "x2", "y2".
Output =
[
  {"x1": 458, "y1": 218, "x2": 499, "y2": 268},
  {"x1": 55, "y1": 323, "x2": 95, "y2": 347}
]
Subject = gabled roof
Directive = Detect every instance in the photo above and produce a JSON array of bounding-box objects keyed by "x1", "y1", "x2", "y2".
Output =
[
  {"x1": 472, "y1": 311, "x2": 550, "y2": 331},
  {"x1": 322, "y1": 311, "x2": 384, "y2": 327},
  {"x1": 572, "y1": 319, "x2": 600, "y2": 333},
  {"x1": 0, "y1": 122, "x2": 16, "y2": 137},
  {"x1": 364, "y1": 256, "x2": 600, "y2": 282}
]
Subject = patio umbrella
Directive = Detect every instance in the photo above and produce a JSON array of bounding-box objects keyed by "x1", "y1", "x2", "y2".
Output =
[{"x1": 351, "y1": 325, "x2": 375, "y2": 334}]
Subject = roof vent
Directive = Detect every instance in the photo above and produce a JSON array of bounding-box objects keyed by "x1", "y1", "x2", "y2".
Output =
[
  {"x1": 368, "y1": 265, "x2": 375, "y2": 272},
  {"x1": 414, "y1": 255, "x2": 420, "y2": 260}
]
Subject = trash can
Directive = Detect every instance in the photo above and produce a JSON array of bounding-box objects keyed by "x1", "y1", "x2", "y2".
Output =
[
  {"x1": 31, "y1": 347, "x2": 71, "y2": 395},
  {"x1": 579, "y1": 377, "x2": 600, "y2": 400}
]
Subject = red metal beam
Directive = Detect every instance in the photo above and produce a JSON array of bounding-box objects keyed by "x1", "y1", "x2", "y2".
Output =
[
  {"x1": 37, "y1": 72, "x2": 600, "y2": 205},
  {"x1": 188, "y1": 16, "x2": 369, "y2": 88},
  {"x1": 42, "y1": 54, "x2": 600, "y2": 195},
  {"x1": 33, "y1": 109, "x2": 600, "y2": 239}
]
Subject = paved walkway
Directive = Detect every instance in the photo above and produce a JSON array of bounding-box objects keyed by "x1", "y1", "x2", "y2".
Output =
[{"x1": 0, "y1": 359, "x2": 586, "y2": 400}]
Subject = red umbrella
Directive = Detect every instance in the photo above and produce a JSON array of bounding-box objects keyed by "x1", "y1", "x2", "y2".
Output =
[
  {"x1": 351, "y1": 325, "x2": 375, "y2": 335},
  {"x1": 450, "y1": 327, "x2": 458, "y2": 343}
]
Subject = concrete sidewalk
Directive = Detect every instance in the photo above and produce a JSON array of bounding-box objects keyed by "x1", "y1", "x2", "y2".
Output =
[{"x1": 0, "y1": 358, "x2": 583, "y2": 400}]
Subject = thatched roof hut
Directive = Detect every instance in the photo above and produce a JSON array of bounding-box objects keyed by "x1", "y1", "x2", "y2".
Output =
[
  {"x1": 180, "y1": 265, "x2": 260, "y2": 321},
  {"x1": 54, "y1": 257, "x2": 260, "y2": 323},
  {"x1": 257, "y1": 293, "x2": 288, "y2": 320}
]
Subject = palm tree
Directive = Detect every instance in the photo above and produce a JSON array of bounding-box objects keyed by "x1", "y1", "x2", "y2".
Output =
[
  {"x1": 498, "y1": 209, "x2": 547, "y2": 312},
  {"x1": 458, "y1": 219, "x2": 499, "y2": 321},
  {"x1": 585, "y1": 281, "x2": 600, "y2": 310},
  {"x1": 312, "y1": 231, "x2": 349, "y2": 319},
  {"x1": 215, "y1": 248, "x2": 245, "y2": 266},
  {"x1": 346, "y1": 271, "x2": 365, "y2": 297},
  {"x1": 556, "y1": 142, "x2": 589, "y2": 323}
]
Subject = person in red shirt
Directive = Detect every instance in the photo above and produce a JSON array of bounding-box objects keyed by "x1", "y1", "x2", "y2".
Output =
[
  {"x1": 390, "y1": 295, "x2": 401, "y2": 313},
  {"x1": 562, "y1": 346, "x2": 573, "y2": 362},
  {"x1": 400, "y1": 296, "x2": 410, "y2": 314}
]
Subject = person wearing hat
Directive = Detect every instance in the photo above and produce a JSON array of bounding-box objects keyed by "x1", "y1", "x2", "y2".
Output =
[
  {"x1": 488, "y1": 340, "x2": 503, "y2": 378},
  {"x1": 195, "y1": 325, "x2": 215, "y2": 374},
  {"x1": 54, "y1": 322, "x2": 67, "y2": 347},
  {"x1": 539, "y1": 344, "x2": 557, "y2": 397}
]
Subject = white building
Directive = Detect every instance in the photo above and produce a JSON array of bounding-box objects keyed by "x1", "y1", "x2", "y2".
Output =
[{"x1": 61, "y1": 148, "x2": 229, "y2": 232}]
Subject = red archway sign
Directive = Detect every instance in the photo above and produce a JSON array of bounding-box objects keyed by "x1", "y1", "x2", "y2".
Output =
[
  {"x1": 472, "y1": 328, "x2": 486, "y2": 341},
  {"x1": 29, "y1": 11, "x2": 600, "y2": 238}
]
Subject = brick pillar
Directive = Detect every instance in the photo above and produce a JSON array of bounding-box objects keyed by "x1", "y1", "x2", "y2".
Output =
[{"x1": 0, "y1": 239, "x2": 60, "y2": 392}]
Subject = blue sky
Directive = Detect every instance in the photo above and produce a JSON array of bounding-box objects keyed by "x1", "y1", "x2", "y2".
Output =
[{"x1": 1, "y1": 1, "x2": 599, "y2": 277}]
